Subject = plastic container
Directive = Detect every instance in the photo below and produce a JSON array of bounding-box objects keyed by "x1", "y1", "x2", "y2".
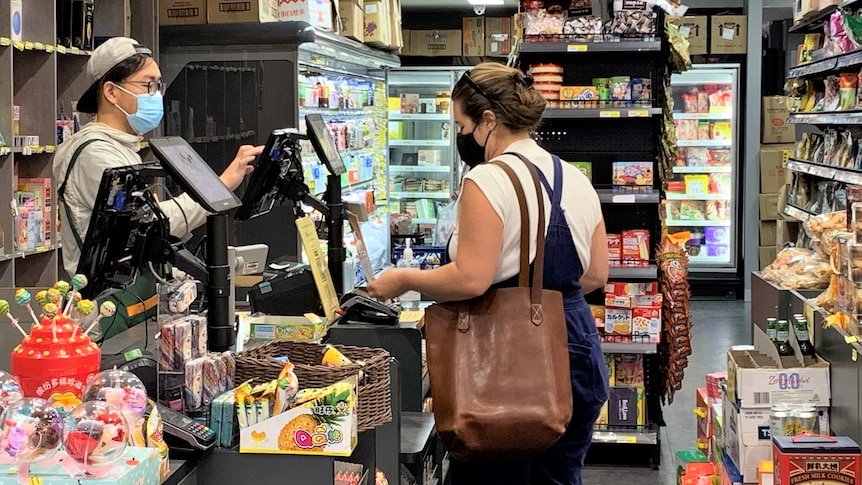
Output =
[{"x1": 397, "y1": 240, "x2": 421, "y2": 310}]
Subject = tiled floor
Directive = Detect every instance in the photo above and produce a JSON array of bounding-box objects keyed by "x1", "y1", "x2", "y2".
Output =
[{"x1": 582, "y1": 299, "x2": 749, "y2": 484}]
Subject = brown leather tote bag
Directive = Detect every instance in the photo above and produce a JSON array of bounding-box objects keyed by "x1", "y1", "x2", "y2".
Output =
[{"x1": 424, "y1": 155, "x2": 573, "y2": 462}]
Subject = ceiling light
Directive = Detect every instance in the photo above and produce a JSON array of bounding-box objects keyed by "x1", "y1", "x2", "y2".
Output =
[{"x1": 467, "y1": 0, "x2": 505, "y2": 5}]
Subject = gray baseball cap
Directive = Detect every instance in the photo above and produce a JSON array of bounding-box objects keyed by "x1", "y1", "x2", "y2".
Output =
[{"x1": 77, "y1": 37, "x2": 153, "y2": 113}]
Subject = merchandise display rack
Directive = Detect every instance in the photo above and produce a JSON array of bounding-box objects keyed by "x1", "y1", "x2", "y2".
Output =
[{"x1": 517, "y1": 30, "x2": 666, "y2": 468}]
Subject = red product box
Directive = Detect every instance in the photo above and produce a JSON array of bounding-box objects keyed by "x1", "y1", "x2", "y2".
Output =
[
  {"x1": 604, "y1": 281, "x2": 659, "y2": 297},
  {"x1": 605, "y1": 294, "x2": 632, "y2": 308},
  {"x1": 773, "y1": 435, "x2": 860, "y2": 485},
  {"x1": 607, "y1": 233, "x2": 622, "y2": 261},
  {"x1": 605, "y1": 308, "x2": 632, "y2": 336},
  {"x1": 695, "y1": 387, "x2": 713, "y2": 440},
  {"x1": 705, "y1": 371, "x2": 727, "y2": 401},
  {"x1": 634, "y1": 293, "x2": 663, "y2": 307},
  {"x1": 19, "y1": 178, "x2": 52, "y2": 211},
  {"x1": 632, "y1": 306, "x2": 661, "y2": 342},
  {"x1": 622, "y1": 229, "x2": 650, "y2": 262}
]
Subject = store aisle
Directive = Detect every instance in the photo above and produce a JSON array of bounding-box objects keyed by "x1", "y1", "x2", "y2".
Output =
[{"x1": 582, "y1": 299, "x2": 749, "y2": 485}]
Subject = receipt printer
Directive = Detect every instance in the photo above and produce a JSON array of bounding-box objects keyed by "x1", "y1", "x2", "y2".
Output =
[{"x1": 248, "y1": 261, "x2": 321, "y2": 316}]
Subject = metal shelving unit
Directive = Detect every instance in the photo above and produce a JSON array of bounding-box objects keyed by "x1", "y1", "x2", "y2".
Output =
[
  {"x1": 596, "y1": 190, "x2": 660, "y2": 204},
  {"x1": 543, "y1": 108, "x2": 662, "y2": 119}
]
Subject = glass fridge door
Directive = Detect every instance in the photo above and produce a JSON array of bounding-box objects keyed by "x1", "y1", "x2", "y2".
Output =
[
  {"x1": 668, "y1": 64, "x2": 740, "y2": 271},
  {"x1": 387, "y1": 69, "x2": 464, "y2": 244}
]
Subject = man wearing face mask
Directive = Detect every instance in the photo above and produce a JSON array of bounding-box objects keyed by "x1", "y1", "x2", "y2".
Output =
[{"x1": 54, "y1": 37, "x2": 262, "y2": 336}]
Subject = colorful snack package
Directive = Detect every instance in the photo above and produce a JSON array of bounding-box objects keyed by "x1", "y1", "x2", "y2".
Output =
[
  {"x1": 274, "y1": 362, "x2": 300, "y2": 415},
  {"x1": 614, "y1": 353, "x2": 645, "y2": 386},
  {"x1": 160, "y1": 322, "x2": 176, "y2": 370},
  {"x1": 184, "y1": 356, "x2": 205, "y2": 410},
  {"x1": 202, "y1": 356, "x2": 219, "y2": 406},
  {"x1": 222, "y1": 351, "x2": 236, "y2": 390},
  {"x1": 682, "y1": 92, "x2": 697, "y2": 113},
  {"x1": 189, "y1": 315, "x2": 207, "y2": 359},
  {"x1": 174, "y1": 320, "x2": 193, "y2": 369},
  {"x1": 696, "y1": 91, "x2": 709, "y2": 113},
  {"x1": 697, "y1": 121, "x2": 711, "y2": 140}
]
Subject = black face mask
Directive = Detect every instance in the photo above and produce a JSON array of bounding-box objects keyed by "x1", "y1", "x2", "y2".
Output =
[{"x1": 457, "y1": 128, "x2": 492, "y2": 168}]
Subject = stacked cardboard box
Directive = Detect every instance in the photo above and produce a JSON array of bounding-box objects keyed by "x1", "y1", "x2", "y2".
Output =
[{"x1": 759, "y1": 96, "x2": 797, "y2": 269}]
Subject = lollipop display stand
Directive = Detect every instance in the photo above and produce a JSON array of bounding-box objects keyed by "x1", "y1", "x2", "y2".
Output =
[{"x1": 0, "y1": 446, "x2": 159, "y2": 485}]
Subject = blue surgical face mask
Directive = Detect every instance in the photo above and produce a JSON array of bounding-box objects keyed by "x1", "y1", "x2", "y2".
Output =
[{"x1": 114, "y1": 84, "x2": 164, "y2": 134}]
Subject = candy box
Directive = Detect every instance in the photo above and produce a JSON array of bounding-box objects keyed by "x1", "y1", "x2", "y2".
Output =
[
  {"x1": 589, "y1": 304, "x2": 605, "y2": 330},
  {"x1": 605, "y1": 294, "x2": 633, "y2": 309},
  {"x1": 614, "y1": 354, "x2": 644, "y2": 387},
  {"x1": 621, "y1": 230, "x2": 650, "y2": 262},
  {"x1": 607, "y1": 233, "x2": 622, "y2": 261},
  {"x1": 706, "y1": 371, "x2": 727, "y2": 401},
  {"x1": 240, "y1": 376, "x2": 358, "y2": 456},
  {"x1": 608, "y1": 386, "x2": 638, "y2": 426},
  {"x1": 605, "y1": 308, "x2": 632, "y2": 336},
  {"x1": 247, "y1": 314, "x2": 328, "y2": 342},
  {"x1": 0, "y1": 446, "x2": 159, "y2": 485},
  {"x1": 612, "y1": 161, "x2": 654, "y2": 188},
  {"x1": 773, "y1": 435, "x2": 860, "y2": 485},
  {"x1": 633, "y1": 306, "x2": 661, "y2": 343},
  {"x1": 568, "y1": 161, "x2": 592, "y2": 181}
]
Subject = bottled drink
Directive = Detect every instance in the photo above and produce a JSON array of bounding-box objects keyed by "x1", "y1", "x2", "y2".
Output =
[
  {"x1": 766, "y1": 317, "x2": 778, "y2": 342},
  {"x1": 794, "y1": 317, "x2": 816, "y2": 357},
  {"x1": 776, "y1": 320, "x2": 795, "y2": 357},
  {"x1": 397, "y1": 240, "x2": 421, "y2": 310}
]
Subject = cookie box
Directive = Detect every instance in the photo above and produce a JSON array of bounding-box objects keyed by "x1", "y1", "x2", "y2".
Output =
[{"x1": 240, "y1": 375, "x2": 358, "y2": 456}]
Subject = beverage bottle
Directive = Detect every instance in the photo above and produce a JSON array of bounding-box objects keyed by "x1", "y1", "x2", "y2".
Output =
[
  {"x1": 397, "y1": 239, "x2": 421, "y2": 310},
  {"x1": 776, "y1": 320, "x2": 795, "y2": 357},
  {"x1": 794, "y1": 317, "x2": 816, "y2": 357},
  {"x1": 766, "y1": 317, "x2": 778, "y2": 343}
]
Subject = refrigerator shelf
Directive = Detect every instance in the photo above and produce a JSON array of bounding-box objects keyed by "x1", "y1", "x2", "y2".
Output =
[
  {"x1": 390, "y1": 140, "x2": 451, "y2": 147},
  {"x1": 608, "y1": 265, "x2": 658, "y2": 279},
  {"x1": 672, "y1": 112, "x2": 732, "y2": 120},
  {"x1": 543, "y1": 108, "x2": 662, "y2": 119},
  {"x1": 519, "y1": 40, "x2": 662, "y2": 53},
  {"x1": 665, "y1": 220, "x2": 731, "y2": 227},
  {"x1": 787, "y1": 111, "x2": 862, "y2": 125},
  {"x1": 596, "y1": 190, "x2": 660, "y2": 204},
  {"x1": 787, "y1": 158, "x2": 862, "y2": 185},
  {"x1": 389, "y1": 165, "x2": 451, "y2": 173},
  {"x1": 671, "y1": 166, "x2": 733, "y2": 173},
  {"x1": 665, "y1": 193, "x2": 731, "y2": 201},
  {"x1": 389, "y1": 113, "x2": 451, "y2": 121}
]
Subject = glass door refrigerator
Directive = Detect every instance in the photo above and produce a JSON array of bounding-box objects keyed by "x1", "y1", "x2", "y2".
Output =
[
  {"x1": 667, "y1": 64, "x2": 741, "y2": 274},
  {"x1": 387, "y1": 68, "x2": 467, "y2": 247}
]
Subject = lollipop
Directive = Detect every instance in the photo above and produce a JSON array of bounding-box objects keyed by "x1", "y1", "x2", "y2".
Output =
[
  {"x1": 46, "y1": 288, "x2": 61, "y2": 306},
  {"x1": 83, "y1": 368, "x2": 148, "y2": 429},
  {"x1": 14, "y1": 289, "x2": 40, "y2": 327},
  {"x1": 83, "y1": 302, "x2": 116, "y2": 337},
  {"x1": 71, "y1": 300, "x2": 95, "y2": 338},
  {"x1": 0, "y1": 300, "x2": 26, "y2": 337},
  {"x1": 0, "y1": 371, "x2": 24, "y2": 417},
  {"x1": 54, "y1": 281, "x2": 70, "y2": 298},
  {"x1": 1, "y1": 398, "x2": 64, "y2": 463},
  {"x1": 63, "y1": 401, "x2": 128, "y2": 469},
  {"x1": 34, "y1": 290, "x2": 49, "y2": 307},
  {"x1": 43, "y1": 303, "x2": 59, "y2": 340},
  {"x1": 65, "y1": 275, "x2": 89, "y2": 316}
]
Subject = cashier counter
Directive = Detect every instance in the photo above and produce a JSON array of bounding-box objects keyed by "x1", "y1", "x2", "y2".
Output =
[{"x1": 101, "y1": 305, "x2": 443, "y2": 485}]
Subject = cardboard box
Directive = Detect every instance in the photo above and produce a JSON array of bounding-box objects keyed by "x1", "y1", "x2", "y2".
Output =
[
  {"x1": 760, "y1": 143, "x2": 794, "y2": 192},
  {"x1": 726, "y1": 329, "x2": 831, "y2": 409},
  {"x1": 363, "y1": 0, "x2": 390, "y2": 46},
  {"x1": 410, "y1": 30, "x2": 462, "y2": 56},
  {"x1": 668, "y1": 15, "x2": 708, "y2": 55},
  {"x1": 160, "y1": 0, "x2": 207, "y2": 25},
  {"x1": 338, "y1": 0, "x2": 363, "y2": 41},
  {"x1": 710, "y1": 15, "x2": 747, "y2": 54},
  {"x1": 762, "y1": 97, "x2": 795, "y2": 144},
  {"x1": 207, "y1": 0, "x2": 278, "y2": 23},
  {"x1": 247, "y1": 314, "x2": 327, "y2": 342},
  {"x1": 463, "y1": 17, "x2": 485, "y2": 56},
  {"x1": 239, "y1": 376, "x2": 358, "y2": 455},
  {"x1": 819, "y1": 0, "x2": 843, "y2": 8},
  {"x1": 759, "y1": 246, "x2": 777, "y2": 270},
  {"x1": 773, "y1": 435, "x2": 860, "y2": 485},
  {"x1": 794, "y1": 0, "x2": 818, "y2": 23},
  {"x1": 279, "y1": 0, "x2": 333, "y2": 30},
  {"x1": 760, "y1": 221, "x2": 777, "y2": 246},
  {"x1": 759, "y1": 193, "x2": 780, "y2": 221},
  {"x1": 401, "y1": 28, "x2": 412, "y2": 55},
  {"x1": 485, "y1": 17, "x2": 512, "y2": 56},
  {"x1": 0, "y1": 446, "x2": 159, "y2": 485},
  {"x1": 389, "y1": 0, "x2": 403, "y2": 49}
]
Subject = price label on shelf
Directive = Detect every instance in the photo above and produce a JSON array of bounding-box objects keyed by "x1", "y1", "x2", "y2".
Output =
[
  {"x1": 70, "y1": 47, "x2": 80, "y2": 55},
  {"x1": 853, "y1": 348, "x2": 858, "y2": 362},
  {"x1": 23, "y1": 41, "x2": 34, "y2": 50},
  {"x1": 45, "y1": 44, "x2": 54, "y2": 53},
  {"x1": 629, "y1": 110, "x2": 649, "y2": 117},
  {"x1": 600, "y1": 111, "x2": 621, "y2": 118},
  {"x1": 45, "y1": 145, "x2": 55, "y2": 154},
  {"x1": 34, "y1": 42, "x2": 44, "y2": 51},
  {"x1": 619, "y1": 435, "x2": 638, "y2": 444},
  {"x1": 56, "y1": 45, "x2": 66, "y2": 54},
  {"x1": 0, "y1": 37, "x2": 10, "y2": 46},
  {"x1": 13, "y1": 41, "x2": 24, "y2": 51},
  {"x1": 567, "y1": 44, "x2": 588, "y2": 52}
]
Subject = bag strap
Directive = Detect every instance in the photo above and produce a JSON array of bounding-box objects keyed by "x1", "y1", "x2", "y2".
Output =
[
  {"x1": 490, "y1": 154, "x2": 547, "y2": 315},
  {"x1": 58, "y1": 138, "x2": 107, "y2": 250}
]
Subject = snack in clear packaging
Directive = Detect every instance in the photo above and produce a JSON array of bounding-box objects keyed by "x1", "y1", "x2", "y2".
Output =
[
  {"x1": 686, "y1": 148, "x2": 709, "y2": 167},
  {"x1": 614, "y1": 354, "x2": 645, "y2": 386},
  {"x1": 840, "y1": 73, "x2": 858, "y2": 111},
  {"x1": 160, "y1": 322, "x2": 176, "y2": 370},
  {"x1": 696, "y1": 121, "x2": 710, "y2": 140},
  {"x1": 762, "y1": 247, "x2": 831, "y2": 289},
  {"x1": 696, "y1": 91, "x2": 709, "y2": 113},
  {"x1": 173, "y1": 320, "x2": 192, "y2": 369},
  {"x1": 675, "y1": 119, "x2": 697, "y2": 140},
  {"x1": 184, "y1": 357, "x2": 204, "y2": 410},
  {"x1": 274, "y1": 362, "x2": 300, "y2": 415},
  {"x1": 682, "y1": 93, "x2": 697, "y2": 113}
]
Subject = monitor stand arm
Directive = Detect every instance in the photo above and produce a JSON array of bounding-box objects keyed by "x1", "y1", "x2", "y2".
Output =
[{"x1": 206, "y1": 213, "x2": 233, "y2": 352}]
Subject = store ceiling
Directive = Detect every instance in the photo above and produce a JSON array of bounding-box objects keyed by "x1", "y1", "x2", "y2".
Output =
[{"x1": 401, "y1": 0, "x2": 519, "y2": 7}]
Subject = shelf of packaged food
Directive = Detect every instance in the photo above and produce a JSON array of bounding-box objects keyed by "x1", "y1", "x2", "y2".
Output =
[
  {"x1": 389, "y1": 165, "x2": 451, "y2": 173},
  {"x1": 11, "y1": 246, "x2": 55, "y2": 260},
  {"x1": 608, "y1": 265, "x2": 657, "y2": 279},
  {"x1": 665, "y1": 193, "x2": 731, "y2": 201},
  {"x1": 11, "y1": 145, "x2": 56, "y2": 155},
  {"x1": 596, "y1": 190, "x2": 660, "y2": 204},
  {"x1": 787, "y1": 111, "x2": 862, "y2": 125},
  {"x1": 672, "y1": 112, "x2": 732, "y2": 120},
  {"x1": 519, "y1": 40, "x2": 662, "y2": 53},
  {"x1": 665, "y1": 220, "x2": 731, "y2": 227},
  {"x1": 390, "y1": 140, "x2": 450, "y2": 147},
  {"x1": 786, "y1": 158, "x2": 862, "y2": 185},
  {"x1": 671, "y1": 166, "x2": 733, "y2": 174},
  {"x1": 784, "y1": 204, "x2": 811, "y2": 222},
  {"x1": 688, "y1": 254, "x2": 732, "y2": 265},
  {"x1": 388, "y1": 113, "x2": 451, "y2": 121},
  {"x1": 676, "y1": 140, "x2": 733, "y2": 147},
  {"x1": 542, "y1": 108, "x2": 661, "y2": 119},
  {"x1": 592, "y1": 427, "x2": 658, "y2": 445},
  {"x1": 600, "y1": 341, "x2": 658, "y2": 354},
  {"x1": 789, "y1": 5, "x2": 840, "y2": 33},
  {"x1": 390, "y1": 192, "x2": 451, "y2": 200},
  {"x1": 298, "y1": 107, "x2": 376, "y2": 117}
]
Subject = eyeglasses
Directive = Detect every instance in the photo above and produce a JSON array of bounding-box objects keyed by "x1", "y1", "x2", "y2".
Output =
[
  {"x1": 119, "y1": 80, "x2": 166, "y2": 96},
  {"x1": 457, "y1": 71, "x2": 499, "y2": 107}
]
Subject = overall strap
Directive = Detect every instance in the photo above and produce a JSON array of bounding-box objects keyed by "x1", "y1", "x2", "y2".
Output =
[
  {"x1": 550, "y1": 155, "x2": 564, "y2": 206},
  {"x1": 58, "y1": 138, "x2": 107, "y2": 249}
]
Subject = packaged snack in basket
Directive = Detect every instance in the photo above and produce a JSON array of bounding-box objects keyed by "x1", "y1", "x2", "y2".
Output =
[{"x1": 274, "y1": 362, "x2": 300, "y2": 415}]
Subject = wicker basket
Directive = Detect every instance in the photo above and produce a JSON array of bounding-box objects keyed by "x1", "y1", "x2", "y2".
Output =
[{"x1": 235, "y1": 341, "x2": 392, "y2": 432}]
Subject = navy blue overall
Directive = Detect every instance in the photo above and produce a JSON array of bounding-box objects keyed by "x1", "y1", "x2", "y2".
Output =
[{"x1": 449, "y1": 154, "x2": 609, "y2": 485}]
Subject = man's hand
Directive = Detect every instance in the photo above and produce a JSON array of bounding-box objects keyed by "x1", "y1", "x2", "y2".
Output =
[{"x1": 220, "y1": 145, "x2": 264, "y2": 191}]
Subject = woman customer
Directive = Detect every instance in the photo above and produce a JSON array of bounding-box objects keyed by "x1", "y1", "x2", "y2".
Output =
[
  {"x1": 367, "y1": 62, "x2": 609, "y2": 485},
  {"x1": 54, "y1": 37, "x2": 262, "y2": 338}
]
